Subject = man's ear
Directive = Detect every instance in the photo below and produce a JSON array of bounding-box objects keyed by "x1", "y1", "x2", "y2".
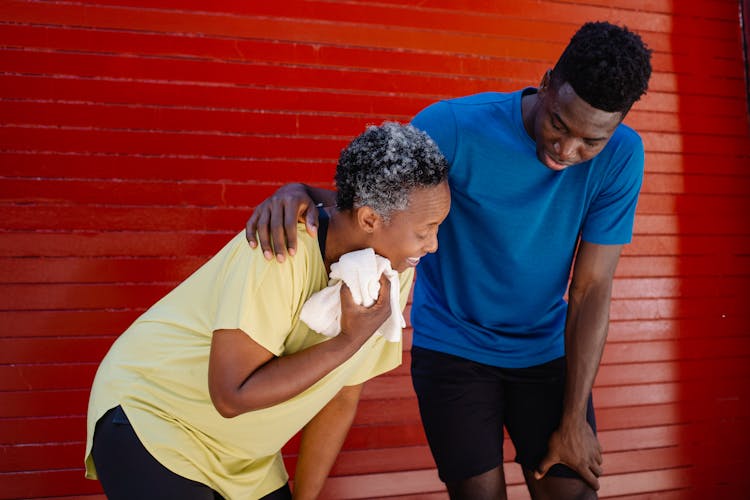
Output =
[
  {"x1": 355, "y1": 206, "x2": 382, "y2": 234},
  {"x1": 539, "y1": 69, "x2": 552, "y2": 95}
]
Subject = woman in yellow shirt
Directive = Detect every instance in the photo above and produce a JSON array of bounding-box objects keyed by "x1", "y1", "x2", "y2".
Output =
[{"x1": 85, "y1": 122, "x2": 451, "y2": 500}]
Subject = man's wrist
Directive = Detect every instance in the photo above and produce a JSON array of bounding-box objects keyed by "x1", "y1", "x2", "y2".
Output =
[{"x1": 559, "y1": 410, "x2": 588, "y2": 431}]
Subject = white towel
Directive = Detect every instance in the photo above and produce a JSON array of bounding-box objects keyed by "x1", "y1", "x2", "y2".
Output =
[{"x1": 300, "y1": 248, "x2": 404, "y2": 342}]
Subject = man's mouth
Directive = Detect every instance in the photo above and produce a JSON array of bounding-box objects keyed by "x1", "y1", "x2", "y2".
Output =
[
  {"x1": 406, "y1": 257, "x2": 421, "y2": 267},
  {"x1": 542, "y1": 151, "x2": 572, "y2": 171}
]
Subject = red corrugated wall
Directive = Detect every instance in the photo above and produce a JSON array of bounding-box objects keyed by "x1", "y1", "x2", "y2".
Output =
[{"x1": 2, "y1": 1, "x2": 749, "y2": 498}]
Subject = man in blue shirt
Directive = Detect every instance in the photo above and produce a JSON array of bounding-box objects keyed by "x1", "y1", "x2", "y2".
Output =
[{"x1": 246, "y1": 22, "x2": 652, "y2": 500}]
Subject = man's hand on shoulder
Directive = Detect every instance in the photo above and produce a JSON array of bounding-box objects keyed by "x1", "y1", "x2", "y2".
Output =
[{"x1": 245, "y1": 183, "x2": 319, "y2": 263}]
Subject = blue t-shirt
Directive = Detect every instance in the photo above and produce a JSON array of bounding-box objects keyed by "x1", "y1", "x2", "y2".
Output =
[{"x1": 411, "y1": 90, "x2": 644, "y2": 368}]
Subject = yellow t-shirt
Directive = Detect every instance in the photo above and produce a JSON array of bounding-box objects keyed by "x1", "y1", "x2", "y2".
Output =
[{"x1": 84, "y1": 229, "x2": 414, "y2": 499}]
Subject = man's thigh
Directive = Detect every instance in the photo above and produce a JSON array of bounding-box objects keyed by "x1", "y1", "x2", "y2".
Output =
[
  {"x1": 410, "y1": 346, "x2": 506, "y2": 483},
  {"x1": 502, "y1": 356, "x2": 596, "y2": 478}
]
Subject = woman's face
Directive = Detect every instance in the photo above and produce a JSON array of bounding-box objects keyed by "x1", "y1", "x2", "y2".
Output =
[{"x1": 369, "y1": 181, "x2": 451, "y2": 272}]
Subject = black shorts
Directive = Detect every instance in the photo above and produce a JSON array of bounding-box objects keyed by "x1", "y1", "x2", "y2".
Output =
[
  {"x1": 411, "y1": 346, "x2": 596, "y2": 483},
  {"x1": 92, "y1": 406, "x2": 292, "y2": 500}
]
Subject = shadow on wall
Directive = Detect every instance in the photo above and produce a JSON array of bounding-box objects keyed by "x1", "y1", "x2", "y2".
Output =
[
  {"x1": 745, "y1": 0, "x2": 750, "y2": 110},
  {"x1": 673, "y1": 2, "x2": 750, "y2": 497}
]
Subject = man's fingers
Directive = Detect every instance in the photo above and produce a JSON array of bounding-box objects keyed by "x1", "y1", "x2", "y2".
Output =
[
  {"x1": 304, "y1": 205, "x2": 319, "y2": 237},
  {"x1": 254, "y1": 208, "x2": 274, "y2": 261},
  {"x1": 590, "y1": 462, "x2": 603, "y2": 478},
  {"x1": 534, "y1": 455, "x2": 555, "y2": 480},
  {"x1": 245, "y1": 212, "x2": 259, "y2": 248},
  {"x1": 269, "y1": 202, "x2": 287, "y2": 263},
  {"x1": 283, "y1": 205, "x2": 300, "y2": 257},
  {"x1": 568, "y1": 457, "x2": 602, "y2": 491},
  {"x1": 534, "y1": 462, "x2": 601, "y2": 491},
  {"x1": 580, "y1": 467, "x2": 601, "y2": 491}
]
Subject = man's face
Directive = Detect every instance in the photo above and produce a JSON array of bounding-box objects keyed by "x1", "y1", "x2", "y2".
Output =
[{"x1": 533, "y1": 80, "x2": 623, "y2": 171}]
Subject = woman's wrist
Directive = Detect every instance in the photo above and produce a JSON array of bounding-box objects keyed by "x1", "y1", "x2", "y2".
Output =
[{"x1": 329, "y1": 330, "x2": 368, "y2": 357}]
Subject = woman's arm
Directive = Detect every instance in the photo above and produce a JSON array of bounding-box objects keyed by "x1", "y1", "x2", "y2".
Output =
[
  {"x1": 245, "y1": 183, "x2": 337, "y2": 262},
  {"x1": 208, "y1": 278, "x2": 390, "y2": 417},
  {"x1": 292, "y1": 384, "x2": 362, "y2": 500}
]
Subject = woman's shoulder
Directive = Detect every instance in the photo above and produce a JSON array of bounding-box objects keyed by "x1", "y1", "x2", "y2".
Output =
[{"x1": 294, "y1": 222, "x2": 323, "y2": 263}]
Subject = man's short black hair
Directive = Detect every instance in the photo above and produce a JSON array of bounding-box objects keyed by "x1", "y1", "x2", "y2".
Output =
[{"x1": 551, "y1": 21, "x2": 653, "y2": 113}]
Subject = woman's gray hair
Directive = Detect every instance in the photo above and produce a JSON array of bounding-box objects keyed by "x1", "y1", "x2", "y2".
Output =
[{"x1": 335, "y1": 122, "x2": 449, "y2": 221}]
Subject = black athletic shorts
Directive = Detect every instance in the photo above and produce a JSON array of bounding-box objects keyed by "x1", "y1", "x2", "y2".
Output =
[
  {"x1": 92, "y1": 406, "x2": 292, "y2": 500},
  {"x1": 411, "y1": 346, "x2": 596, "y2": 483}
]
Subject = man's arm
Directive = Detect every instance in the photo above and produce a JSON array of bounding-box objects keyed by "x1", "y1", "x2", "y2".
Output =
[
  {"x1": 535, "y1": 241, "x2": 622, "y2": 490},
  {"x1": 292, "y1": 384, "x2": 362, "y2": 499},
  {"x1": 245, "y1": 183, "x2": 337, "y2": 262}
]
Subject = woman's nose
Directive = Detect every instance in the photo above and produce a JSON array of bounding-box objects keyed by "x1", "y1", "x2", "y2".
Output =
[{"x1": 424, "y1": 233, "x2": 439, "y2": 254}]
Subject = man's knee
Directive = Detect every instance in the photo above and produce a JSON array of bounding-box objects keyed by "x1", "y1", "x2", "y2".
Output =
[
  {"x1": 523, "y1": 470, "x2": 597, "y2": 500},
  {"x1": 445, "y1": 465, "x2": 507, "y2": 500}
]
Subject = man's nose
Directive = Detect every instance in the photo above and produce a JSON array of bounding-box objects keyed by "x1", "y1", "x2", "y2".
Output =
[{"x1": 555, "y1": 138, "x2": 579, "y2": 161}]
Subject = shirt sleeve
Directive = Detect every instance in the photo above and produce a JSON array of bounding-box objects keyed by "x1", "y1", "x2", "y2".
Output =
[
  {"x1": 581, "y1": 128, "x2": 645, "y2": 245},
  {"x1": 411, "y1": 100, "x2": 458, "y2": 166},
  {"x1": 343, "y1": 267, "x2": 415, "y2": 386},
  {"x1": 212, "y1": 235, "x2": 308, "y2": 356}
]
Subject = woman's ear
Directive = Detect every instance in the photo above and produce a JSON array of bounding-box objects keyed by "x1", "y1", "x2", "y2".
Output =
[{"x1": 355, "y1": 206, "x2": 382, "y2": 234}]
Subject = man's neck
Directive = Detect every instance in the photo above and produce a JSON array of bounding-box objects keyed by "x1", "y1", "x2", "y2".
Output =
[{"x1": 520, "y1": 88, "x2": 540, "y2": 141}]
